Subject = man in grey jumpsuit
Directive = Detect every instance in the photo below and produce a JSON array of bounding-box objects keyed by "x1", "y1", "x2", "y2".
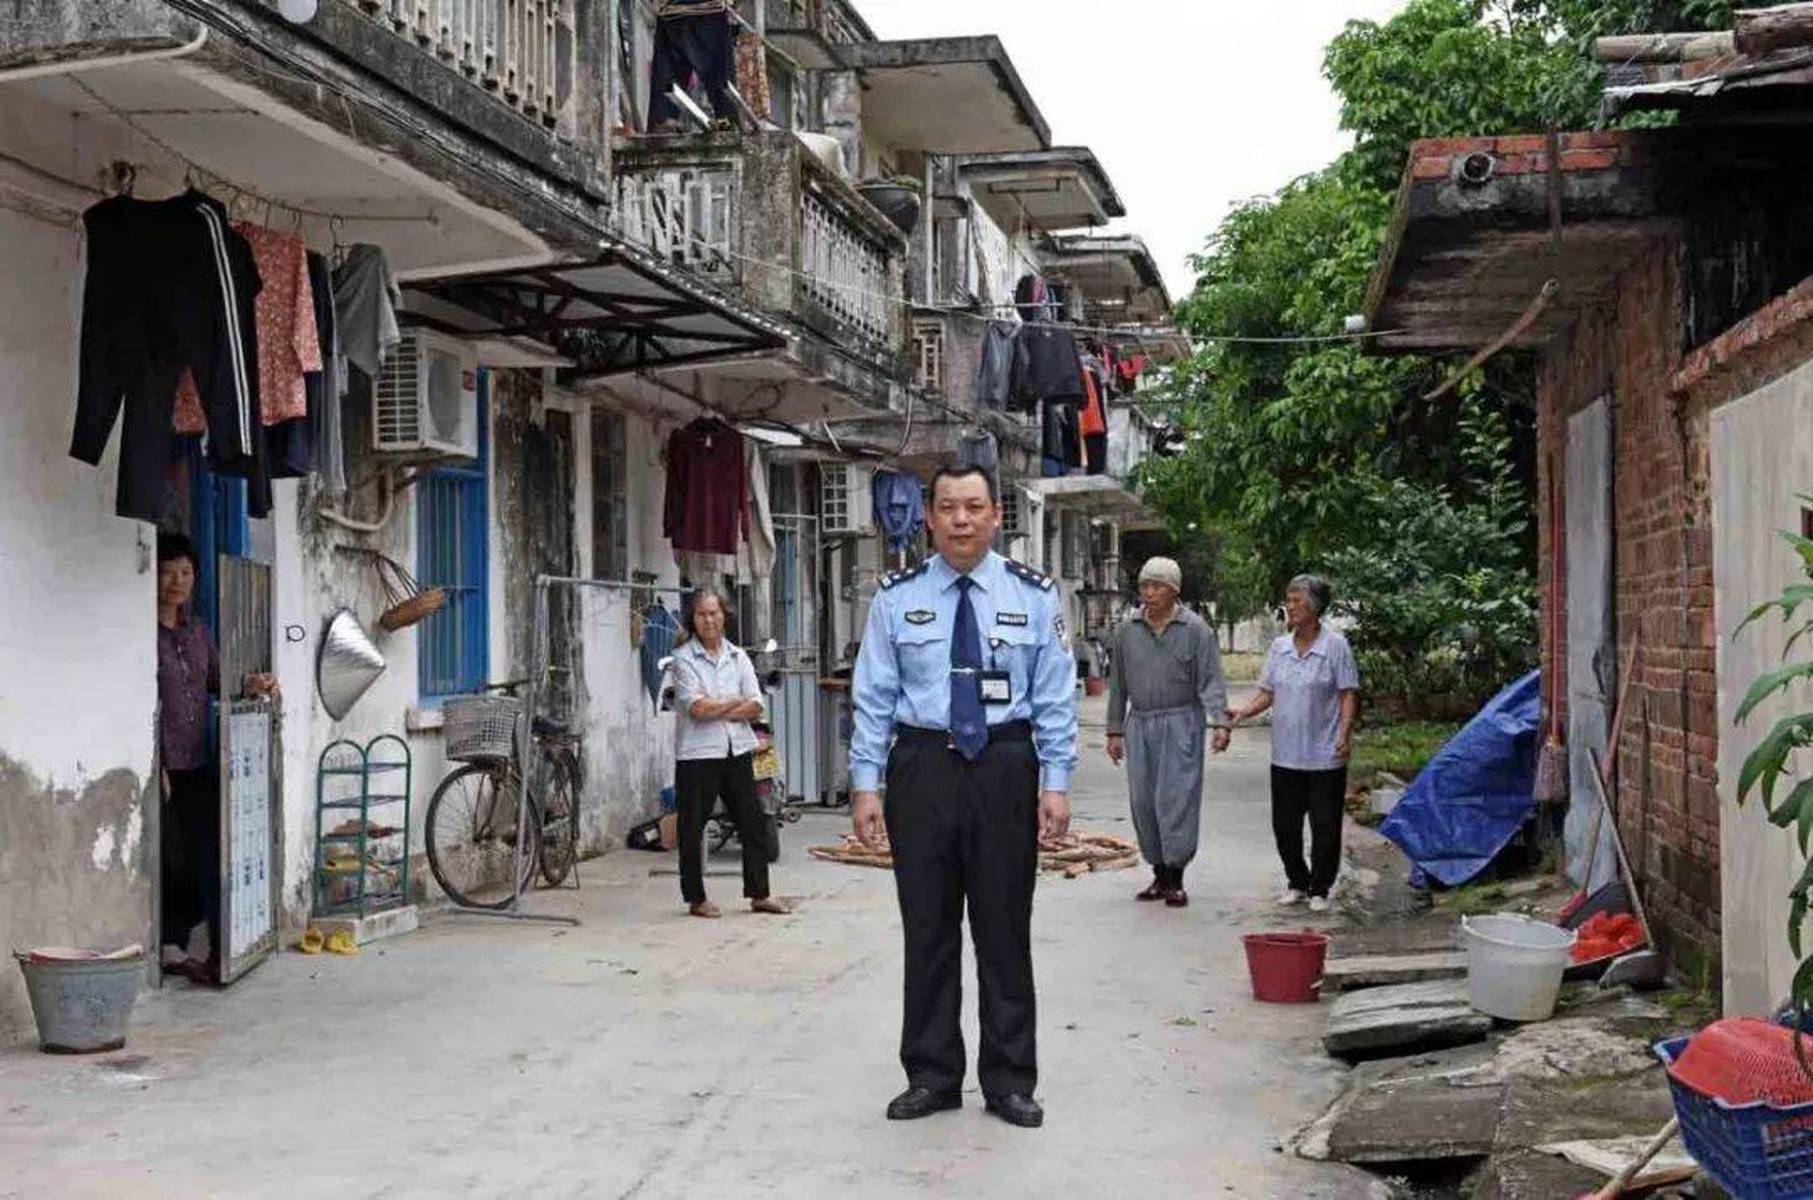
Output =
[{"x1": 1105, "y1": 557, "x2": 1230, "y2": 906}]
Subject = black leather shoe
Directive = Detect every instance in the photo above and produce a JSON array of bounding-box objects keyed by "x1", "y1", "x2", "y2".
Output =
[
  {"x1": 984, "y1": 1093, "x2": 1044, "y2": 1128},
  {"x1": 886, "y1": 1086, "x2": 962, "y2": 1120}
]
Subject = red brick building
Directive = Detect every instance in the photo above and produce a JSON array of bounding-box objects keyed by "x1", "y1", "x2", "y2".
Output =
[{"x1": 1366, "y1": 46, "x2": 1813, "y2": 1010}]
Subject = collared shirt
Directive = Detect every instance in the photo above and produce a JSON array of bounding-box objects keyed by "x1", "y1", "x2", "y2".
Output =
[
  {"x1": 1104, "y1": 606, "x2": 1229, "y2": 736},
  {"x1": 1259, "y1": 627, "x2": 1361, "y2": 771},
  {"x1": 157, "y1": 614, "x2": 219, "y2": 771},
  {"x1": 671, "y1": 636, "x2": 765, "y2": 762},
  {"x1": 850, "y1": 551, "x2": 1079, "y2": 793}
]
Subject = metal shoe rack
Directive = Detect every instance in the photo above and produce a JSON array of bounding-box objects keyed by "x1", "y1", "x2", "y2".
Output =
[{"x1": 313, "y1": 735, "x2": 412, "y2": 918}]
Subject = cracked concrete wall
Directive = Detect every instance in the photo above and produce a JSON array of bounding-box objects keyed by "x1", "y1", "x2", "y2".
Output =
[{"x1": 0, "y1": 201, "x2": 157, "y2": 1043}]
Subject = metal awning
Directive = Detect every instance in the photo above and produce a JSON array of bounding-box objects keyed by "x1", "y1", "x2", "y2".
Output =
[{"x1": 404, "y1": 241, "x2": 788, "y2": 377}]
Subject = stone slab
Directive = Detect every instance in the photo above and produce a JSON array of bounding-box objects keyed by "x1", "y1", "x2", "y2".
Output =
[
  {"x1": 1322, "y1": 1078, "x2": 1506, "y2": 1163},
  {"x1": 309, "y1": 905, "x2": 419, "y2": 947},
  {"x1": 1323, "y1": 951, "x2": 1467, "y2": 993},
  {"x1": 1324, "y1": 978, "x2": 1492, "y2": 1057},
  {"x1": 1468, "y1": 1149, "x2": 1607, "y2": 1200}
]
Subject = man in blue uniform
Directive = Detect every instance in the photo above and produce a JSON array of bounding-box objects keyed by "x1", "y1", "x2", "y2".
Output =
[{"x1": 850, "y1": 464, "x2": 1078, "y2": 1129}]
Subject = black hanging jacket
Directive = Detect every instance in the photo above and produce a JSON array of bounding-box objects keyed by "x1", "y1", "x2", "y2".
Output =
[{"x1": 73, "y1": 190, "x2": 270, "y2": 521}]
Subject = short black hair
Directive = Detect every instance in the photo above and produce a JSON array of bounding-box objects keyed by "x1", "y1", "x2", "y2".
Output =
[
  {"x1": 156, "y1": 531, "x2": 198, "y2": 568},
  {"x1": 929, "y1": 465, "x2": 998, "y2": 505}
]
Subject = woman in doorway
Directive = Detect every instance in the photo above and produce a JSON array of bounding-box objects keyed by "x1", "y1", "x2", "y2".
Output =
[
  {"x1": 156, "y1": 533, "x2": 276, "y2": 980},
  {"x1": 671, "y1": 588, "x2": 791, "y2": 918},
  {"x1": 1228, "y1": 574, "x2": 1360, "y2": 915}
]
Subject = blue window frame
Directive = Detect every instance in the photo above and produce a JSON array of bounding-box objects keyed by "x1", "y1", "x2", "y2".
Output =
[{"x1": 417, "y1": 374, "x2": 490, "y2": 700}]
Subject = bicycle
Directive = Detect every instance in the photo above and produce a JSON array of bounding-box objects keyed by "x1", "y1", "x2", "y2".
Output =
[{"x1": 424, "y1": 678, "x2": 582, "y2": 909}]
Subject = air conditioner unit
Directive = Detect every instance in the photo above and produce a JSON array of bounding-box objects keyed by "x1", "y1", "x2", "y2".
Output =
[
  {"x1": 819, "y1": 463, "x2": 874, "y2": 537},
  {"x1": 373, "y1": 329, "x2": 480, "y2": 461},
  {"x1": 1000, "y1": 485, "x2": 1026, "y2": 538}
]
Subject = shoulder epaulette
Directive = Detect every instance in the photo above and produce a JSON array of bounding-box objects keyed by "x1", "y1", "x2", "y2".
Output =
[
  {"x1": 879, "y1": 561, "x2": 931, "y2": 590},
  {"x1": 1004, "y1": 559, "x2": 1055, "y2": 591}
]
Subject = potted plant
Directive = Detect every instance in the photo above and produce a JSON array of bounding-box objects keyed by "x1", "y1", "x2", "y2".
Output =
[{"x1": 856, "y1": 174, "x2": 923, "y2": 235}]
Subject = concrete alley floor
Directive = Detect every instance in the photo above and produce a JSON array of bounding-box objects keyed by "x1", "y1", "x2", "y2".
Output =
[{"x1": 0, "y1": 695, "x2": 1385, "y2": 1199}]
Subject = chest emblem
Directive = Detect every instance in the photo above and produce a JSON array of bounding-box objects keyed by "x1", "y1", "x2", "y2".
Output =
[
  {"x1": 905, "y1": 610, "x2": 936, "y2": 625},
  {"x1": 995, "y1": 612, "x2": 1029, "y2": 627}
]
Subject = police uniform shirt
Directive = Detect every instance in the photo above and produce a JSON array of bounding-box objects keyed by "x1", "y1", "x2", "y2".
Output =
[{"x1": 850, "y1": 550, "x2": 1079, "y2": 793}]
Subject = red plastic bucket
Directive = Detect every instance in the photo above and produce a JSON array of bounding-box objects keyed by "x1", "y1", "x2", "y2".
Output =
[{"x1": 1242, "y1": 932, "x2": 1329, "y2": 1003}]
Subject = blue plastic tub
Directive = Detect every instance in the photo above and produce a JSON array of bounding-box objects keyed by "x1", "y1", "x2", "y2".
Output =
[{"x1": 1656, "y1": 1035, "x2": 1813, "y2": 1197}]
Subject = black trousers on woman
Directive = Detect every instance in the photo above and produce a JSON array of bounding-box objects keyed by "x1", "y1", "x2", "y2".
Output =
[
  {"x1": 161, "y1": 766, "x2": 220, "y2": 959},
  {"x1": 675, "y1": 752, "x2": 771, "y2": 904},
  {"x1": 1271, "y1": 764, "x2": 1348, "y2": 898}
]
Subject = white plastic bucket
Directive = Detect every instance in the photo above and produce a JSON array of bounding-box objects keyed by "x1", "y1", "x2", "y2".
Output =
[{"x1": 1462, "y1": 913, "x2": 1576, "y2": 1022}]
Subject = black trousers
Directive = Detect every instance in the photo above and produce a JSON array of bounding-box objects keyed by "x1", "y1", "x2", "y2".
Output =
[
  {"x1": 1271, "y1": 765, "x2": 1347, "y2": 898},
  {"x1": 161, "y1": 766, "x2": 220, "y2": 958},
  {"x1": 675, "y1": 753, "x2": 770, "y2": 904},
  {"x1": 885, "y1": 725, "x2": 1040, "y2": 1099},
  {"x1": 648, "y1": 13, "x2": 734, "y2": 125}
]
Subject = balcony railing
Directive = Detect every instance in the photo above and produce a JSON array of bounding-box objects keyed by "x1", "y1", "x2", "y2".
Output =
[
  {"x1": 765, "y1": 0, "x2": 868, "y2": 45},
  {"x1": 614, "y1": 130, "x2": 907, "y2": 364},
  {"x1": 343, "y1": 0, "x2": 571, "y2": 127},
  {"x1": 613, "y1": 163, "x2": 739, "y2": 281}
]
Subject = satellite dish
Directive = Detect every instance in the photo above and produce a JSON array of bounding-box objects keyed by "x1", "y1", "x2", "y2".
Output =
[{"x1": 316, "y1": 608, "x2": 386, "y2": 720}]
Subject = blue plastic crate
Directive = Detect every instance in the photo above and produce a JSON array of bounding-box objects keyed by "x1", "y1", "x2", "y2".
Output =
[{"x1": 1656, "y1": 1035, "x2": 1813, "y2": 1198}]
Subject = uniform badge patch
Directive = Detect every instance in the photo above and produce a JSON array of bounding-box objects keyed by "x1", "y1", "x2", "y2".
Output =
[
  {"x1": 1054, "y1": 615, "x2": 1068, "y2": 641},
  {"x1": 905, "y1": 610, "x2": 936, "y2": 625},
  {"x1": 995, "y1": 612, "x2": 1028, "y2": 627}
]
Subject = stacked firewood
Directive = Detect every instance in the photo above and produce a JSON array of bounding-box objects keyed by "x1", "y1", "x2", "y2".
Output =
[{"x1": 810, "y1": 831, "x2": 1140, "y2": 877}]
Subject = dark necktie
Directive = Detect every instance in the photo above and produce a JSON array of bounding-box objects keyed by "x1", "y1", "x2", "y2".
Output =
[{"x1": 950, "y1": 575, "x2": 986, "y2": 761}]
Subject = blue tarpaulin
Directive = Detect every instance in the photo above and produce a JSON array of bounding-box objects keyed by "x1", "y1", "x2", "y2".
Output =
[{"x1": 1378, "y1": 670, "x2": 1542, "y2": 888}]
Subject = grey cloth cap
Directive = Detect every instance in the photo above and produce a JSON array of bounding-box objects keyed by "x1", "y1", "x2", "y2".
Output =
[{"x1": 1138, "y1": 556, "x2": 1182, "y2": 592}]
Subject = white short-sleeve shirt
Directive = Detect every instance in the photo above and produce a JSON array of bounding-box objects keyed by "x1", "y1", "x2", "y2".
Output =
[
  {"x1": 672, "y1": 638, "x2": 766, "y2": 761},
  {"x1": 1259, "y1": 628, "x2": 1360, "y2": 771}
]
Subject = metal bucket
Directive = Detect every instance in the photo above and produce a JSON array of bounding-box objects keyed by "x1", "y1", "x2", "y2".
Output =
[{"x1": 13, "y1": 950, "x2": 143, "y2": 1053}]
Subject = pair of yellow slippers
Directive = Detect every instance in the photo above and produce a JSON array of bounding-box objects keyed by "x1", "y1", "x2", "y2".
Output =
[{"x1": 296, "y1": 927, "x2": 359, "y2": 956}]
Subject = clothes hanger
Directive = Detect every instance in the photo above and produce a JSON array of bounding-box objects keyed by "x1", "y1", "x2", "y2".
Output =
[
  {"x1": 330, "y1": 215, "x2": 347, "y2": 269},
  {"x1": 108, "y1": 160, "x2": 136, "y2": 198}
]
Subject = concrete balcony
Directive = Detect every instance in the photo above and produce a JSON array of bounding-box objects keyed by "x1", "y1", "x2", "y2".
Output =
[
  {"x1": 613, "y1": 128, "x2": 910, "y2": 376},
  {"x1": 764, "y1": 0, "x2": 873, "y2": 68},
  {"x1": 3, "y1": 0, "x2": 608, "y2": 200}
]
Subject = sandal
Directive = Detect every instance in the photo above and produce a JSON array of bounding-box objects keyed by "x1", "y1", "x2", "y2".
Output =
[
  {"x1": 689, "y1": 901, "x2": 722, "y2": 919},
  {"x1": 750, "y1": 897, "x2": 794, "y2": 915}
]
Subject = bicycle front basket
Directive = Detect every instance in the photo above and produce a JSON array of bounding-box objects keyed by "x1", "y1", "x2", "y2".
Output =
[{"x1": 443, "y1": 695, "x2": 520, "y2": 762}]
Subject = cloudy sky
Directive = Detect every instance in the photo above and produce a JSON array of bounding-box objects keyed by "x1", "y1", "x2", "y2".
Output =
[{"x1": 859, "y1": 0, "x2": 1408, "y2": 301}]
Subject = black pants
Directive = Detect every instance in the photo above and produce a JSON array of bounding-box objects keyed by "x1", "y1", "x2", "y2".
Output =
[
  {"x1": 675, "y1": 753, "x2": 770, "y2": 904},
  {"x1": 885, "y1": 725, "x2": 1040, "y2": 1099},
  {"x1": 161, "y1": 766, "x2": 220, "y2": 959},
  {"x1": 1271, "y1": 765, "x2": 1347, "y2": 898},
  {"x1": 648, "y1": 13, "x2": 734, "y2": 125}
]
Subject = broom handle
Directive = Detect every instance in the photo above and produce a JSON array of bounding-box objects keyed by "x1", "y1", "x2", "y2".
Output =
[
  {"x1": 1589, "y1": 748, "x2": 1656, "y2": 944},
  {"x1": 1547, "y1": 467, "x2": 1564, "y2": 742},
  {"x1": 1588, "y1": 1116, "x2": 1680, "y2": 1199}
]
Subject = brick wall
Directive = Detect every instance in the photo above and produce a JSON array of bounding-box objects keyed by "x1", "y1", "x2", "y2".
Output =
[{"x1": 1538, "y1": 235, "x2": 1724, "y2": 973}]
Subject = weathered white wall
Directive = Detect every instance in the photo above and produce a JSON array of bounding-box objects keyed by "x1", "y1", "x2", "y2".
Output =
[
  {"x1": 1711, "y1": 362, "x2": 1813, "y2": 1015},
  {"x1": 0, "y1": 197, "x2": 157, "y2": 1041}
]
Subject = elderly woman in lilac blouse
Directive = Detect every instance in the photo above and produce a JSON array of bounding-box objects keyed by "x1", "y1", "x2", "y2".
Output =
[
  {"x1": 156, "y1": 533, "x2": 276, "y2": 980},
  {"x1": 1228, "y1": 574, "x2": 1360, "y2": 915}
]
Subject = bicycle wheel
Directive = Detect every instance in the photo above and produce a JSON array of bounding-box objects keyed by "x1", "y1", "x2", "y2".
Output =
[
  {"x1": 536, "y1": 749, "x2": 580, "y2": 887},
  {"x1": 425, "y1": 762, "x2": 538, "y2": 909}
]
